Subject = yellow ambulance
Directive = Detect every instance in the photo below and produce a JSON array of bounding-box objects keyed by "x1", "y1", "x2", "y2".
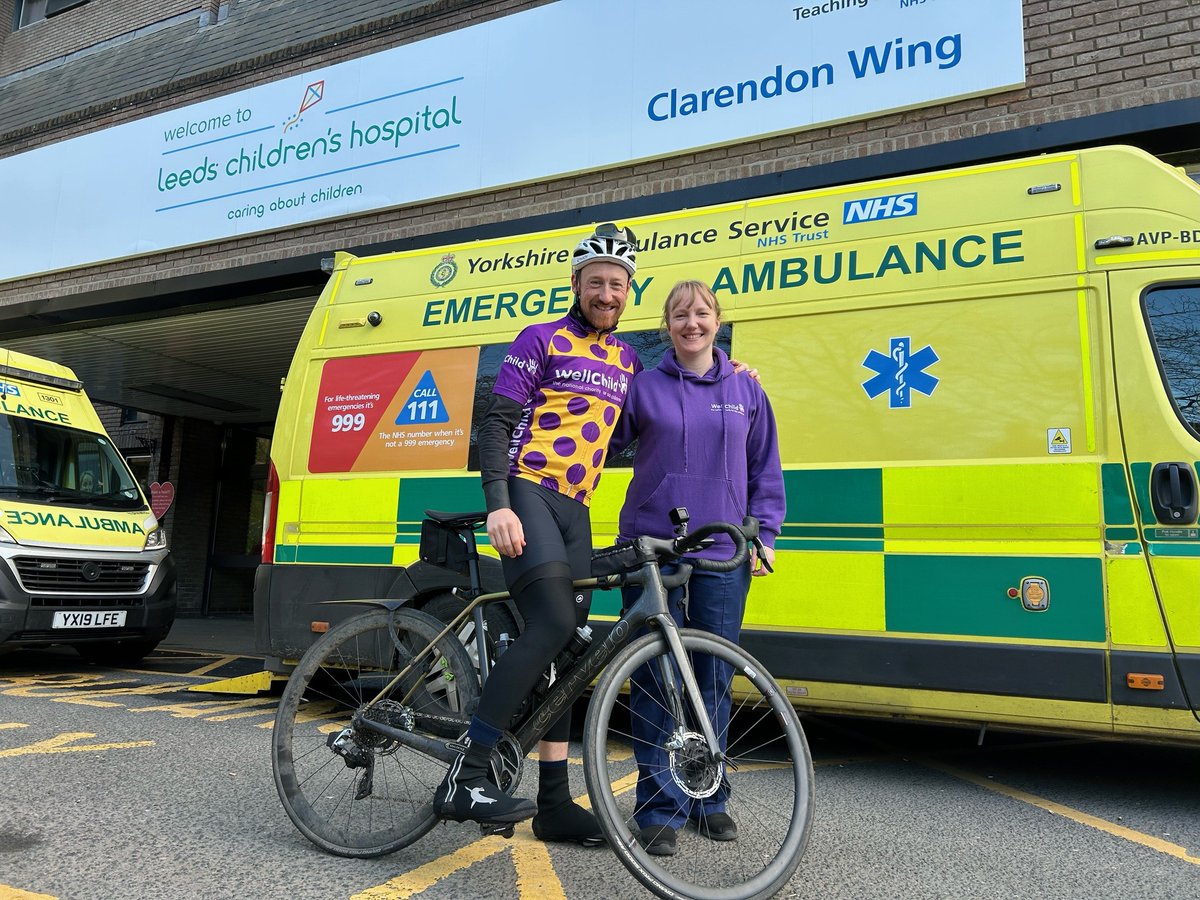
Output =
[
  {"x1": 0, "y1": 348, "x2": 175, "y2": 664},
  {"x1": 255, "y1": 145, "x2": 1200, "y2": 743}
]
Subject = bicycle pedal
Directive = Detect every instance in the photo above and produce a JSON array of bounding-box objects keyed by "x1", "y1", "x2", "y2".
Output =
[{"x1": 480, "y1": 822, "x2": 515, "y2": 839}]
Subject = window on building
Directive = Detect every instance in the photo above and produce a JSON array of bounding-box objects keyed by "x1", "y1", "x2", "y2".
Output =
[{"x1": 15, "y1": 0, "x2": 88, "y2": 28}]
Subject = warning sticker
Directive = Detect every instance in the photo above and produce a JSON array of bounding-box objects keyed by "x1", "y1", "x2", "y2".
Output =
[{"x1": 1047, "y1": 427, "x2": 1072, "y2": 454}]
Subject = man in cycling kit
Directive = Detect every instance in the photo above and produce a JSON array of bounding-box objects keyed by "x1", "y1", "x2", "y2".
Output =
[{"x1": 434, "y1": 223, "x2": 642, "y2": 844}]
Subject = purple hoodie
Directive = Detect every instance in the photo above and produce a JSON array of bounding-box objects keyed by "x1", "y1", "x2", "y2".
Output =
[{"x1": 611, "y1": 347, "x2": 785, "y2": 559}]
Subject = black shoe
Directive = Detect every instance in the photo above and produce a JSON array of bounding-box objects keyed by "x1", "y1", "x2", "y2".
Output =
[
  {"x1": 434, "y1": 738, "x2": 536, "y2": 825},
  {"x1": 688, "y1": 811, "x2": 738, "y2": 841},
  {"x1": 639, "y1": 824, "x2": 677, "y2": 856},
  {"x1": 532, "y1": 801, "x2": 605, "y2": 847}
]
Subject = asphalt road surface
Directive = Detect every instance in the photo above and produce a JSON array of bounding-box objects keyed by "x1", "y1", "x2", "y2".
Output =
[{"x1": 1, "y1": 644, "x2": 1197, "y2": 900}]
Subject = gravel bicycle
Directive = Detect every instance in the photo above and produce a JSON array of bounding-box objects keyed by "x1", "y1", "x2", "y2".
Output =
[{"x1": 271, "y1": 507, "x2": 814, "y2": 900}]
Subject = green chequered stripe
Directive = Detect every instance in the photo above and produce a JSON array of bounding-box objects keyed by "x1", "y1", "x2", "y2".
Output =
[
  {"x1": 396, "y1": 477, "x2": 486, "y2": 544},
  {"x1": 1148, "y1": 542, "x2": 1200, "y2": 556},
  {"x1": 885, "y1": 555, "x2": 1105, "y2": 641},
  {"x1": 784, "y1": 468, "x2": 882, "y2": 525},
  {"x1": 1101, "y1": 462, "x2": 1136, "y2": 525},
  {"x1": 275, "y1": 545, "x2": 394, "y2": 564},
  {"x1": 1128, "y1": 462, "x2": 1153, "y2": 525}
]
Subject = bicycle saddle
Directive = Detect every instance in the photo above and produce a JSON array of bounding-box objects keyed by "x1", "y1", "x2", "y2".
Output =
[{"x1": 424, "y1": 509, "x2": 488, "y2": 529}]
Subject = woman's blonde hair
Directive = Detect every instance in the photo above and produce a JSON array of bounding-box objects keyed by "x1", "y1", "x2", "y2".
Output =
[{"x1": 660, "y1": 280, "x2": 722, "y2": 338}]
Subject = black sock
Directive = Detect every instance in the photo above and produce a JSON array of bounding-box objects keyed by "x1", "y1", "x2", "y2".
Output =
[{"x1": 537, "y1": 759, "x2": 571, "y2": 811}]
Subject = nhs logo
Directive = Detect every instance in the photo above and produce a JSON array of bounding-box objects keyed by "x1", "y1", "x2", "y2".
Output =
[
  {"x1": 0, "y1": 382, "x2": 19, "y2": 397},
  {"x1": 843, "y1": 192, "x2": 918, "y2": 224}
]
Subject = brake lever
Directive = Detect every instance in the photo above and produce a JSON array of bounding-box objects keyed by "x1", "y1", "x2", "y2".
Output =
[{"x1": 751, "y1": 535, "x2": 773, "y2": 573}]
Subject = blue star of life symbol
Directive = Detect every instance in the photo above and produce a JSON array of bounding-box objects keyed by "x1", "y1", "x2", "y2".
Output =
[{"x1": 861, "y1": 337, "x2": 939, "y2": 409}]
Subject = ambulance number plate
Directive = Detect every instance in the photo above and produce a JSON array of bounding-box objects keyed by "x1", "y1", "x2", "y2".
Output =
[{"x1": 52, "y1": 611, "x2": 127, "y2": 629}]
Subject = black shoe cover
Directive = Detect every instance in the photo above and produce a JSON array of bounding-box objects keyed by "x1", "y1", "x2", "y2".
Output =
[
  {"x1": 532, "y1": 800, "x2": 605, "y2": 847},
  {"x1": 435, "y1": 740, "x2": 536, "y2": 825}
]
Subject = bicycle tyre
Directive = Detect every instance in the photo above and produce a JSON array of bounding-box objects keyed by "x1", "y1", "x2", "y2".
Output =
[
  {"x1": 272, "y1": 607, "x2": 479, "y2": 858},
  {"x1": 583, "y1": 628, "x2": 814, "y2": 900}
]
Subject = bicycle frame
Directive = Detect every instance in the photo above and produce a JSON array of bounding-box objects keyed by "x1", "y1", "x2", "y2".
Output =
[{"x1": 355, "y1": 534, "x2": 725, "y2": 768}]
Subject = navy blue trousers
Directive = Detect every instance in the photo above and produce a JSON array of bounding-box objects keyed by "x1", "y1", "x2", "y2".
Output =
[{"x1": 621, "y1": 562, "x2": 751, "y2": 829}]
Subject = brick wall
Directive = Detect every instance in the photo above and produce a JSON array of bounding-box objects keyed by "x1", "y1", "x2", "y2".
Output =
[
  {"x1": 1, "y1": 0, "x2": 217, "y2": 78},
  {"x1": 1, "y1": 0, "x2": 1198, "y2": 314},
  {"x1": 169, "y1": 418, "x2": 221, "y2": 615}
]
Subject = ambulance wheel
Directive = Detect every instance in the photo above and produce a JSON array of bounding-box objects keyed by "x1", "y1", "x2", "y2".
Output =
[
  {"x1": 75, "y1": 638, "x2": 160, "y2": 666},
  {"x1": 421, "y1": 593, "x2": 520, "y2": 683}
]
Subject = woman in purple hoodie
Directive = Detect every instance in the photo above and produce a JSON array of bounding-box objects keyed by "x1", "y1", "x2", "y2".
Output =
[{"x1": 610, "y1": 279, "x2": 785, "y2": 857}]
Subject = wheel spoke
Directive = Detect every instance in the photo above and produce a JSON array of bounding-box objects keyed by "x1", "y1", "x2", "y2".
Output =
[
  {"x1": 585, "y1": 628, "x2": 814, "y2": 900},
  {"x1": 271, "y1": 608, "x2": 479, "y2": 857}
]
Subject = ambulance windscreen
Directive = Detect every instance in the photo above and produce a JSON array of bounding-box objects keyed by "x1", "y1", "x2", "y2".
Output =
[{"x1": 0, "y1": 415, "x2": 143, "y2": 510}]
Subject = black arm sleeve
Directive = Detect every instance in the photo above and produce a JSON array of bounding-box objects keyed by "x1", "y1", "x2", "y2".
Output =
[{"x1": 478, "y1": 393, "x2": 525, "y2": 513}]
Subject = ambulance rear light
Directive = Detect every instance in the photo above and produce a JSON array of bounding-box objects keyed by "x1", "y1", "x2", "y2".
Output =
[
  {"x1": 261, "y1": 459, "x2": 279, "y2": 564},
  {"x1": 1095, "y1": 235, "x2": 1135, "y2": 249},
  {"x1": 0, "y1": 363, "x2": 83, "y2": 392}
]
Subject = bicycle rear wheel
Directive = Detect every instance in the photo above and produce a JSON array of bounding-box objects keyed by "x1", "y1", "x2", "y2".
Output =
[
  {"x1": 272, "y1": 607, "x2": 478, "y2": 857},
  {"x1": 584, "y1": 628, "x2": 813, "y2": 900}
]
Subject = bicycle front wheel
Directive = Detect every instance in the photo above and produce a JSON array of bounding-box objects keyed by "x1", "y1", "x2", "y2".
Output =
[
  {"x1": 272, "y1": 607, "x2": 479, "y2": 858},
  {"x1": 584, "y1": 628, "x2": 814, "y2": 900}
]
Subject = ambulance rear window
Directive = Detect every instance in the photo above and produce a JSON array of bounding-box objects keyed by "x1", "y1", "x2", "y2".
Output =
[{"x1": 1144, "y1": 285, "x2": 1200, "y2": 437}]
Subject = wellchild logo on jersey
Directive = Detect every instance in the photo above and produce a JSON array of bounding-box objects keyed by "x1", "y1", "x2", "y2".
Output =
[{"x1": 843, "y1": 192, "x2": 918, "y2": 224}]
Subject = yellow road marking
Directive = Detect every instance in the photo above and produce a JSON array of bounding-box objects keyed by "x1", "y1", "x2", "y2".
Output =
[
  {"x1": 927, "y1": 760, "x2": 1200, "y2": 866},
  {"x1": 183, "y1": 655, "x2": 240, "y2": 677},
  {"x1": 351, "y1": 830, "x2": 517, "y2": 899},
  {"x1": 130, "y1": 696, "x2": 277, "y2": 719},
  {"x1": 0, "y1": 732, "x2": 154, "y2": 758},
  {"x1": 356, "y1": 773, "x2": 630, "y2": 899},
  {"x1": 0, "y1": 885, "x2": 57, "y2": 899},
  {"x1": 512, "y1": 832, "x2": 569, "y2": 900},
  {"x1": 0, "y1": 723, "x2": 28, "y2": 731}
]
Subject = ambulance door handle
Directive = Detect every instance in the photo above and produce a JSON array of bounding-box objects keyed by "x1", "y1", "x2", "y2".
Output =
[{"x1": 1150, "y1": 462, "x2": 1198, "y2": 524}]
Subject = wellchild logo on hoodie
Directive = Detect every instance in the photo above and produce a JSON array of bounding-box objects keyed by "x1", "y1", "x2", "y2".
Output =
[{"x1": 711, "y1": 402, "x2": 746, "y2": 416}]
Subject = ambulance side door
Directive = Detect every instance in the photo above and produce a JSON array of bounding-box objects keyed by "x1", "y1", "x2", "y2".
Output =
[{"x1": 1109, "y1": 268, "x2": 1200, "y2": 723}]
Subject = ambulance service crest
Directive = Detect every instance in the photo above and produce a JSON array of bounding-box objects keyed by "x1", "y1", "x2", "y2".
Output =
[{"x1": 430, "y1": 253, "x2": 458, "y2": 288}]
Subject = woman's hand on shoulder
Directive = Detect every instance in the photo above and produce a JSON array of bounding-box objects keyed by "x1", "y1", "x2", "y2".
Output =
[{"x1": 729, "y1": 357, "x2": 761, "y2": 384}]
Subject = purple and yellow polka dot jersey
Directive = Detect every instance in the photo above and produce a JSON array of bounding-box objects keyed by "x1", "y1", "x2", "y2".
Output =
[{"x1": 493, "y1": 314, "x2": 642, "y2": 506}]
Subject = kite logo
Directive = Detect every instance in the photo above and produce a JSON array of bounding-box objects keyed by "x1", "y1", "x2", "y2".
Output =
[{"x1": 284, "y1": 80, "x2": 324, "y2": 132}]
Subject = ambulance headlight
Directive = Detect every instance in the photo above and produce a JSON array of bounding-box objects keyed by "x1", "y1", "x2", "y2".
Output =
[
  {"x1": 0, "y1": 525, "x2": 14, "y2": 544},
  {"x1": 144, "y1": 528, "x2": 167, "y2": 551}
]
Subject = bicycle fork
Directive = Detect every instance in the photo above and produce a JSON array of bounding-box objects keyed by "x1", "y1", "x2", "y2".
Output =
[{"x1": 651, "y1": 615, "x2": 726, "y2": 767}]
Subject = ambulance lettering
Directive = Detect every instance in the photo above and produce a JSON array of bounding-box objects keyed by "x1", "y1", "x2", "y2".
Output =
[
  {"x1": 1135, "y1": 230, "x2": 1200, "y2": 245},
  {"x1": 0, "y1": 395, "x2": 72, "y2": 425},
  {"x1": 3, "y1": 510, "x2": 144, "y2": 534}
]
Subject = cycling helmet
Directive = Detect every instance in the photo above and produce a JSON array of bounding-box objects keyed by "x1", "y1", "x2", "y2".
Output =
[{"x1": 572, "y1": 222, "x2": 637, "y2": 277}]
